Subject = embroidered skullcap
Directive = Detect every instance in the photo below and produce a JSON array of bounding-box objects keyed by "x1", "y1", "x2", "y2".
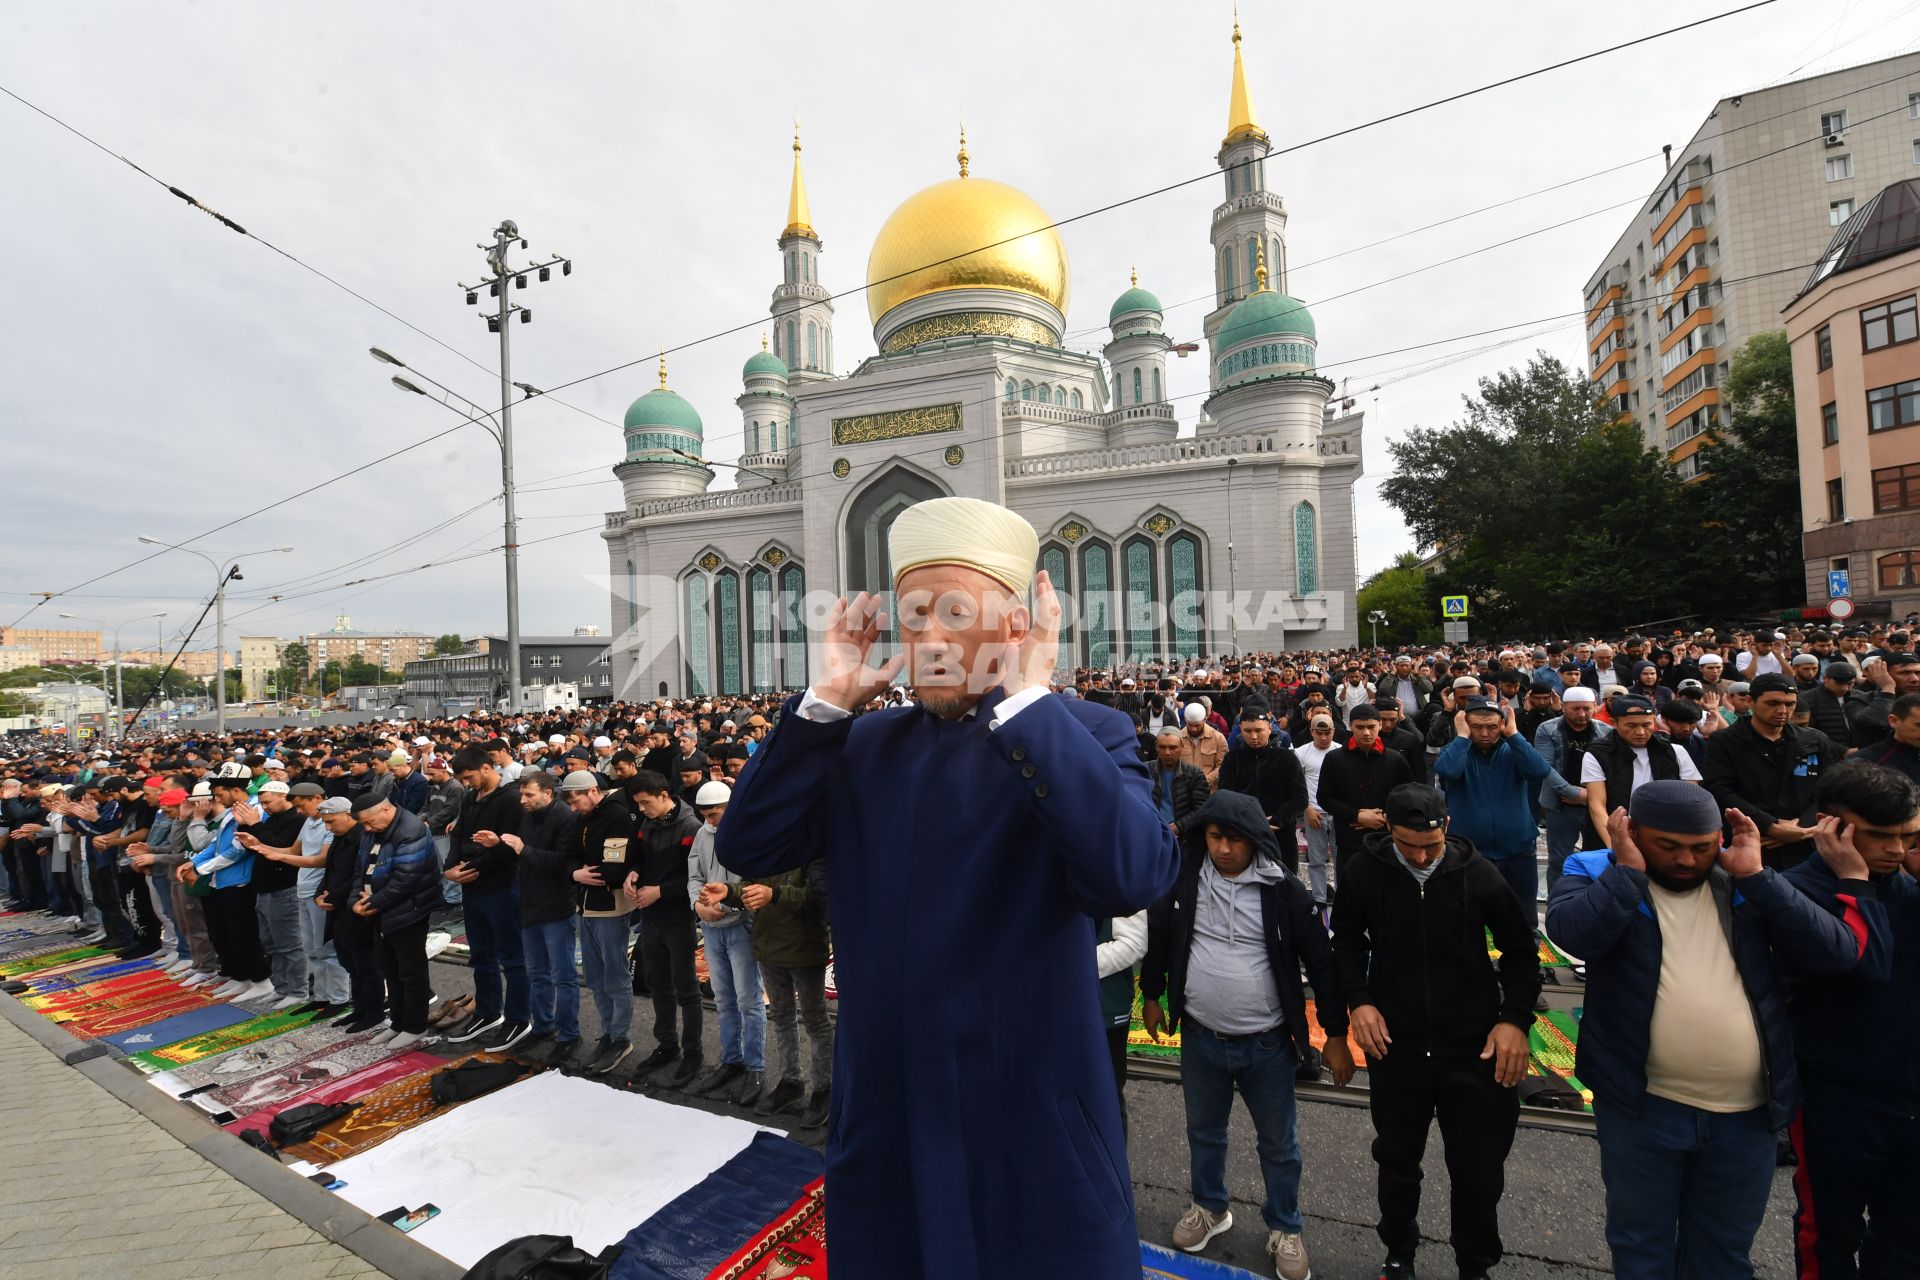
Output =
[{"x1": 888, "y1": 497, "x2": 1038, "y2": 595}]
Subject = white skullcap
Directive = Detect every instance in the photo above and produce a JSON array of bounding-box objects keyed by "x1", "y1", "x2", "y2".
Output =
[
  {"x1": 1561, "y1": 687, "x2": 1596, "y2": 704},
  {"x1": 888, "y1": 496, "x2": 1039, "y2": 595},
  {"x1": 693, "y1": 780, "x2": 733, "y2": 807},
  {"x1": 1184, "y1": 703, "x2": 1206, "y2": 724}
]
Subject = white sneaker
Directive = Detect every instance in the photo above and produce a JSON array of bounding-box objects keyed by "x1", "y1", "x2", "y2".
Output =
[
  {"x1": 236, "y1": 980, "x2": 276, "y2": 1003},
  {"x1": 270, "y1": 995, "x2": 306, "y2": 1010},
  {"x1": 1172, "y1": 1203, "x2": 1234, "y2": 1253}
]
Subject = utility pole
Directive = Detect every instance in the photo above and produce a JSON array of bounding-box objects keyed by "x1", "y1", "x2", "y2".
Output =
[{"x1": 460, "y1": 221, "x2": 570, "y2": 717}]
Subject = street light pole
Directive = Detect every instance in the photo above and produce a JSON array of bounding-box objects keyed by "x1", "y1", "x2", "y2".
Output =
[
  {"x1": 60, "y1": 612, "x2": 165, "y2": 739},
  {"x1": 136, "y1": 539, "x2": 292, "y2": 735}
]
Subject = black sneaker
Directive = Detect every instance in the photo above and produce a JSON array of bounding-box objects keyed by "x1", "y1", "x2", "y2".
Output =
[
  {"x1": 690, "y1": 1062, "x2": 745, "y2": 1097},
  {"x1": 588, "y1": 1037, "x2": 634, "y2": 1075},
  {"x1": 665, "y1": 1054, "x2": 704, "y2": 1088},
  {"x1": 544, "y1": 1037, "x2": 580, "y2": 1067},
  {"x1": 1378, "y1": 1259, "x2": 1417, "y2": 1280},
  {"x1": 627, "y1": 1044, "x2": 678, "y2": 1078},
  {"x1": 732, "y1": 1070, "x2": 765, "y2": 1109},
  {"x1": 797, "y1": 1088, "x2": 829, "y2": 1129},
  {"x1": 753, "y1": 1078, "x2": 805, "y2": 1118},
  {"x1": 514, "y1": 1030, "x2": 554, "y2": 1059},
  {"x1": 447, "y1": 1013, "x2": 505, "y2": 1045},
  {"x1": 484, "y1": 1021, "x2": 534, "y2": 1053}
]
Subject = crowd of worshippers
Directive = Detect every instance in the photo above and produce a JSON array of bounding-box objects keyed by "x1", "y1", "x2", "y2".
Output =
[{"x1": 0, "y1": 618, "x2": 1915, "y2": 1280}]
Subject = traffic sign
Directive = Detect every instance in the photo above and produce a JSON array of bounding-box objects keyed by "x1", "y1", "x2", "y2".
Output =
[
  {"x1": 1828, "y1": 569, "x2": 1851, "y2": 598},
  {"x1": 1441, "y1": 595, "x2": 1469, "y2": 619},
  {"x1": 1828, "y1": 596, "x2": 1857, "y2": 620},
  {"x1": 1443, "y1": 620, "x2": 1470, "y2": 643}
]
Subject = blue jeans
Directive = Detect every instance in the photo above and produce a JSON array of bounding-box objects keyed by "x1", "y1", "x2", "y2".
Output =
[
  {"x1": 1301, "y1": 819, "x2": 1333, "y2": 904},
  {"x1": 1543, "y1": 804, "x2": 1596, "y2": 897},
  {"x1": 254, "y1": 887, "x2": 309, "y2": 999},
  {"x1": 461, "y1": 888, "x2": 528, "y2": 1023},
  {"x1": 1485, "y1": 851, "x2": 1540, "y2": 912},
  {"x1": 704, "y1": 919, "x2": 765, "y2": 1070},
  {"x1": 1593, "y1": 1093, "x2": 1775, "y2": 1279},
  {"x1": 522, "y1": 916, "x2": 580, "y2": 1040},
  {"x1": 434, "y1": 836, "x2": 463, "y2": 906},
  {"x1": 1180, "y1": 1020, "x2": 1305, "y2": 1234},
  {"x1": 298, "y1": 897, "x2": 352, "y2": 1004},
  {"x1": 148, "y1": 872, "x2": 190, "y2": 961},
  {"x1": 579, "y1": 914, "x2": 632, "y2": 1042}
]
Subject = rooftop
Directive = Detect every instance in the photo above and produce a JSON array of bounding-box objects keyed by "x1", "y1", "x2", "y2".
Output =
[{"x1": 1800, "y1": 178, "x2": 1920, "y2": 299}]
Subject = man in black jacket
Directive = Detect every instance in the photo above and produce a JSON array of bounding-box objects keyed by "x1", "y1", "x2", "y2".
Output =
[
  {"x1": 443, "y1": 745, "x2": 528, "y2": 1048},
  {"x1": 501, "y1": 771, "x2": 581, "y2": 1063},
  {"x1": 314, "y1": 797, "x2": 383, "y2": 1033},
  {"x1": 1147, "y1": 727, "x2": 1210, "y2": 837},
  {"x1": 1579, "y1": 696, "x2": 1700, "y2": 840},
  {"x1": 1140, "y1": 791, "x2": 1352, "y2": 1278},
  {"x1": 1375, "y1": 701, "x2": 1427, "y2": 786},
  {"x1": 1332, "y1": 784, "x2": 1539, "y2": 1280},
  {"x1": 1317, "y1": 705, "x2": 1413, "y2": 890},
  {"x1": 349, "y1": 794, "x2": 443, "y2": 1044},
  {"x1": 1804, "y1": 661, "x2": 1872, "y2": 748},
  {"x1": 1703, "y1": 673, "x2": 1845, "y2": 871},
  {"x1": 1217, "y1": 706, "x2": 1309, "y2": 873},
  {"x1": 1848, "y1": 651, "x2": 1920, "y2": 748},
  {"x1": 623, "y1": 771, "x2": 705, "y2": 1085},
  {"x1": 560, "y1": 770, "x2": 640, "y2": 1075}
]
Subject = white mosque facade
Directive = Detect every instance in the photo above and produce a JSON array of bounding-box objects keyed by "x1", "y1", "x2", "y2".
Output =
[{"x1": 602, "y1": 22, "x2": 1363, "y2": 699}]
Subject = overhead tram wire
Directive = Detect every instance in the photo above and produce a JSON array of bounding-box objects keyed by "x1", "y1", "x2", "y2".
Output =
[
  {"x1": 222, "y1": 495, "x2": 504, "y2": 601},
  {"x1": 525, "y1": 1, "x2": 1784, "y2": 401}
]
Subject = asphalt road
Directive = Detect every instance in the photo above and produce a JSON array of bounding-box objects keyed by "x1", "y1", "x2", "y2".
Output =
[{"x1": 420, "y1": 933, "x2": 1805, "y2": 1280}]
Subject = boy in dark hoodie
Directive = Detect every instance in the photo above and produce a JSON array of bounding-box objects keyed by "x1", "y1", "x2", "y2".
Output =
[
  {"x1": 1331, "y1": 782, "x2": 1539, "y2": 1280},
  {"x1": 1140, "y1": 790, "x2": 1351, "y2": 1280}
]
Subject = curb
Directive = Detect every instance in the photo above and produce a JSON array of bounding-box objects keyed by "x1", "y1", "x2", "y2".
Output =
[{"x1": 0, "y1": 990, "x2": 463, "y2": 1280}]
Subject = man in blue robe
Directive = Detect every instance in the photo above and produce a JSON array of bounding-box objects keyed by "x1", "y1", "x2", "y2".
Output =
[{"x1": 716, "y1": 496, "x2": 1181, "y2": 1278}]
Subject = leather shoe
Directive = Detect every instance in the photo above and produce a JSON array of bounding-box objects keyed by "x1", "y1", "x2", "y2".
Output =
[
  {"x1": 753, "y1": 1078, "x2": 804, "y2": 1118},
  {"x1": 732, "y1": 1070, "x2": 765, "y2": 1109},
  {"x1": 689, "y1": 1062, "x2": 745, "y2": 1097}
]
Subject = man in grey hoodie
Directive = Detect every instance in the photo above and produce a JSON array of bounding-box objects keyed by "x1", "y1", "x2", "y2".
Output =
[{"x1": 686, "y1": 779, "x2": 767, "y2": 1107}]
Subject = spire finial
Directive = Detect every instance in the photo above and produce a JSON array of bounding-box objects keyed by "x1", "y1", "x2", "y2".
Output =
[
  {"x1": 1233, "y1": 1, "x2": 1241, "y2": 43},
  {"x1": 1224, "y1": 6, "x2": 1266, "y2": 148},
  {"x1": 957, "y1": 122, "x2": 969, "y2": 179},
  {"x1": 761, "y1": 332, "x2": 769, "y2": 351},
  {"x1": 1254, "y1": 241, "x2": 1269, "y2": 293},
  {"x1": 1131, "y1": 265, "x2": 1139, "y2": 287},
  {"x1": 658, "y1": 350, "x2": 669, "y2": 389},
  {"x1": 782, "y1": 118, "x2": 816, "y2": 239}
]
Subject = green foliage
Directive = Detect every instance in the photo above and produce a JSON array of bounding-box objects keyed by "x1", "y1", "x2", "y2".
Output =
[
  {"x1": 433, "y1": 633, "x2": 465, "y2": 655},
  {"x1": 118, "y1": 665, "x2": 202, "y2": 707},
  {"x1": 1684, "y1": 331, "x2": 1803, "y2": 608},
  {"x1": 1356, "y1": 553, "x2": 1441, "y2": 646}
]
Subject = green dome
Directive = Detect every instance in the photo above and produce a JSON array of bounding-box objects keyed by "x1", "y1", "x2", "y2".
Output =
[
  {"x1": 743, "y1": 349, "x2": 789, "y2": 379},
  {"x1": 1109, "y1": 286, "x2": 1163, "y2": 324},
  {"x1": 1218, "y1": 290, "x2": 1316, "y2": 347},
  {"x1": 623, "y1": 387, "x2": 703, "y2": 437}
]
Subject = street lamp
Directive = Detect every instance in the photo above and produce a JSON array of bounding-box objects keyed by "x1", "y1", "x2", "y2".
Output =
[
  {"x1": 59, "y1": 611, "x2": 166, "y2": 739},
  {"x1": 136, "y1": 538, "x2": 293, "y2": 735},
  {"x1": 375, "y1": 347, "x2": 523, "y2": 715},
  {"x1": 1368, "y1": 609, "x2": 1388, "y2": 650}
]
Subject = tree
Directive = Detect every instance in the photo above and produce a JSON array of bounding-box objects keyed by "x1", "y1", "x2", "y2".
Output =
[
  {"x1": 1683, "y1": 331, "x2": 1803, "y2": 610},
  {"x1": 434, "y1": 633, "x2": 465, "y2": 655},
  {"x1": 275, "y1": 641, "x2": 312, "y2": 696},
  {"x1": 1378, "y1": 353, "x2": 1696, "y2": 634},
  {"x1": 1355, "y1": 553, "x2": 1440, "y2": 647},
  {"x1": 119, "y1": 665, "x2": 202, "y2": 709}
]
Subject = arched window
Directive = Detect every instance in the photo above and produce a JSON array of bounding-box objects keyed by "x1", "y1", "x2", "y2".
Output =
[
  {"x1": 748, "y1": 567, "x2": 775, "y2": 693},
  {"x1": 785, "y1": 250, "x2": 794, "y2": 283},
  {"x1": 684, "y1": 573, "x2": 711, "y2": 696},
  {"x1": 807, "y1": 321, "x2": 818, "y2": 369},
  {"x1": 772, "y1": 326, "x2": 780, "y2": 357},
  {"x1": 844, "y1": 464, "x2": 948, "y2": 600},
  {"x1": 626, "y1": 559, "x2": 637, "y2": 630},
  {"x1": 1221, "y1": 247, "x2": 1235, "y2": 302},
  {"x1": 1041, "y1": 543, "x2": 1074, "y2": 672},
  {"x1": 1069, "y1": 388, "x2": 1083, "y2": 409},
  {"x1": 1294, "y1": 502, "x2": 1319, "y2": 596},
  {"x1": 1021, "y1": 380, "x2": 1034, "y2": 402},
  {"x1": 803, "y1": 254, "x2": 811, "y2": 284},
  {"x1": 1036, "y1": 383, "x2": 1050, "y2": 404},
  {"x1": 780, "y1": 563, "x2": 806, "y2": 687},
  {"x1": 1053, "y1": 386, "x2": 1066, "y2": 406},
  {"x1": 1132, "y1": 368, "x2": 1143, "y2": 404},
  {"x1": 715, "y1": 569, "x2": 744, "y2": 694},
  {"x1": 1080, "y1": 542, "x2": 1113, "y2": 669},
  {"x1": 1247, "y1": 237, "x2": 1260, "y2": 286},
  {"x1": 786, "y1": 321, "x2": 797, "y2": 368},
  {"x1": 751, "y1": 422, "x2": 760, "y2": 454},
  {"x1": 1152, "y1": 368, "x2": 1163, "y2": 402},
  {"x1": 1005, "y1": 378, "x2": 1017, "y2": 402},
  {"x1": 1123, "y1": 536, "x2": 1158, "y2": 663},
  {"x1": 1271, "y1": 237, "x2": 1284, "y2": 290},
  {"x1": 1167, "y1": 534, "x2": 1204, "y2": 658},
  {"x1": 1880, "y1": 551, "x2": 1920, "y2": 589}
]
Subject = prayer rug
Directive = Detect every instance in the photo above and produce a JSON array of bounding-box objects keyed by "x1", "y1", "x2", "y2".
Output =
[
  {"x1": 1126, "y1": 980, "x2": 1365, "y2": 1067},
  {"x1": 701, "y1": 1177, "x2": 825, "y2": 1280},
  {"x1": 16, "y1": 957, "x2": 159, "y2": 992},
  {"x1": 125, "y1": 1007, "x2": 320, "y2": 1073},
  {"x1": 223, "y1": 1050, "x2": 443, "y2": 1142},
  {"x1": 1140, "y1": 1241, "x2": 1265, "y2": 1277},
  {"x1": 56, "y1": 989, "x2": 216, "y2": 1039},
  {"x1": 612, "y1": 1132, "x2": 825, "y2": 1280},
  {"x1": 278, "y1": 1051, "x2": 520, "y2": 1166},
  {"x1": 25, "y1": 970, "x2": 179, "y2": 1011},
  {"x1": 149, "y1": 1021, "x2": 357, "y2": 1096},
  {"x1": 191, "y1": 1034, "x2": 409, "y2": 1116},
  {"x1": 1527, "y1": 1008, "x2": 1589, "y2": 1108},
  {"x1": 323, "y1": 1071, "x2": 767, "y2": 1266},
  {"x1": 0, "y1": 944, "x2": 106, "y2": 977},
  {"x1": 102, "y1": 1004, "x2": 255, "y2": 1053}
]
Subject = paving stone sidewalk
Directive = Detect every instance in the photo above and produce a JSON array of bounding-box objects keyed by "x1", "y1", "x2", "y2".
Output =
[{"x1": 0, "y1": 1011, "x2": 388, "y2": 1280}]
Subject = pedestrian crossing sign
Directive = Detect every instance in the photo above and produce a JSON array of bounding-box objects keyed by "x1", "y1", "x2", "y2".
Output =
[{"x1": 1441, "y1": 595, "x2": 1469, "y2": 619}]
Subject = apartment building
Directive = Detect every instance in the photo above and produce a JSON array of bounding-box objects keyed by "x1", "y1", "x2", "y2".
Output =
[
  {"x1": 1584, "y1": 52, "x2": 1920, "y2": 475},
  {"x1": 0, "y1": 626, "x2": 101, "y2": 666},
  {"x1": 301, "y1": 615, "x2": 433, "y2": 676},
  {"x1": 238, "y1": 635, "x2": 286, "y2": 702}
]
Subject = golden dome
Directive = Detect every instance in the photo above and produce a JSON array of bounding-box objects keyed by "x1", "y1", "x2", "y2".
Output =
[{"x1": 865, "y1": 171, "x2": 1070, "y2": 326}]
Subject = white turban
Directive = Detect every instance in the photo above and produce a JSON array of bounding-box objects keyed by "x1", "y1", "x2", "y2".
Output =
[{"x1": 889, "y1": 496, "x2": 1039, "y2": 595}]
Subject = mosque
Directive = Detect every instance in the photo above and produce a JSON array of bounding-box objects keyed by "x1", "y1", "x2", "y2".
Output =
[{"x1": 602, "y1": 18, "x2": 1363, "y2": 699}]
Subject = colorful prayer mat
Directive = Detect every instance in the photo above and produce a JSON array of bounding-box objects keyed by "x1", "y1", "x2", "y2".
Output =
[
  {"x1": 612, "y1": 1132, "x2": 826, "y2": 1280},
  {"x1": 125, "y1": 1007, "x2": 320, "y2": 1073},
  {"x1": 703, "y1": 1178, "x2": 825, "y2": 1280},
  {"x1": 103, "y1": 1004, "x2": 255, "y2": 1053},
  {"x1": 1527, "y1": 1008, "x2": 1590, "y2": 1108},
  {"x1": 150, "y1": 1021, "x2": 357, "y2": 1095},
  {"x1": 1140, "y1": 1241, "x2": 1265, "y2": 1277},
  {"x1": 26, "y1": 970, "x2": 181, "y2": 1011},
  {"x1": 56, "y1": 990, "x2": 217, "y2": 1039},
  {"x1": 279, "y1": 1052, "x2": 518, "y2": 1165},
  {"x1": 192, "y1": 1034, "x2": 408, "y2": 1116},
  {"x1": 223, "y1": 1050, "x2": 443, "y2": 1142},
  {"x1": 16, "y1": 957, "x2": 159, "y2": 992},
  {"x1": 0, "y1": 944, "x2": 106, "y2": 977},
  {"x1": 1126, "y1": 979, "x2": 1365, "y2": 1067}
]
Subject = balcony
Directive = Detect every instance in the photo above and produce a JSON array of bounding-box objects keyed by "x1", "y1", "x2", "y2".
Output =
[
  {"x1": 1000, "y1": 399, "x2": 1101, "y2": 426},
  {"x1": 1211, "y1": 191, "x2": 1286, "y2": 222}
]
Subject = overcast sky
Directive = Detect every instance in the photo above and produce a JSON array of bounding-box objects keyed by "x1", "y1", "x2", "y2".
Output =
[{"x1": 3, "y1": 0, "x2": 1910, "y2": 652}]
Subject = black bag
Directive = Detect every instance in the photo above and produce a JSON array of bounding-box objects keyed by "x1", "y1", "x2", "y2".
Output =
[
  {"x1": 430, "y1": 1058, "x2": 531, "y2": 1105},
  {"x1": 460, "y1": 1234, "x2": 623, "y2": 1280},
  {"x1": 238, "y1": 1128, "x2": 282, "y2": 1161},
  {"x1": 269, "y1": 1100, "x2": 359, "y2": 1146}
]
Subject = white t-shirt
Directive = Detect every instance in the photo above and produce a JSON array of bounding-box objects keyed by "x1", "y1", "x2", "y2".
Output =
[
  {"x1": 1580, "y1": 743, "x2": 1701, "y2": 793},
  {"x1": 1296, "y1": 741, "x2": 1339, "y2": 809},
  {"x1": 1738, "y1": 651, "x2": 1783, "y2": 677},
  {"x1": 1643, "y1": 880, "x2": 1765, "y2": 1112}
]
